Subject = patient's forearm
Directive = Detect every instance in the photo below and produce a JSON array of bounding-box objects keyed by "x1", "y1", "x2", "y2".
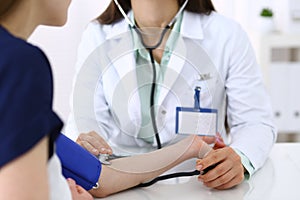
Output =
[{"x1": 90, "y1": 135, "x2": 212, "y2": 198}]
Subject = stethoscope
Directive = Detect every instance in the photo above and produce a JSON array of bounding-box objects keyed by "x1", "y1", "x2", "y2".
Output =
[
  {"x1": 114, "y1": 0, "x2": 189, "y2": 149},
  {"x1": 101, "y1": 0, "x2": 215, "y2": 186}
]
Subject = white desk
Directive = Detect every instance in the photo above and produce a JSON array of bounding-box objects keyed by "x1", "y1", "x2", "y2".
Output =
[{"x1": 96, "y1": 143, "x2": 300, "y2": 200}]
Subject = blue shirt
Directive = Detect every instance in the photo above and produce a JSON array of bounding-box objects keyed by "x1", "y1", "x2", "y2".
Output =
[{"x1": 0, "y1": 26, "x2": 63, "y2": 167}]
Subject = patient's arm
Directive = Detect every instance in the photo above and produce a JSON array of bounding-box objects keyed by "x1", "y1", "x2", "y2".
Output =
[{"x1": 89, "y1": 135, "x2": 213, "y2": 198}]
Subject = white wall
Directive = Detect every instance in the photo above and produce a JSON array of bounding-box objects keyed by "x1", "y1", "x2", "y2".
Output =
[
  {"x1": 213, "y1": 0, "x2": 274, "y2": 31},
  {"x1": 29, "y1": 0, "x2": 110, "y2": 122},
  {"x1": 28, "y1": 0, "x2": 272, "y2": 122}
]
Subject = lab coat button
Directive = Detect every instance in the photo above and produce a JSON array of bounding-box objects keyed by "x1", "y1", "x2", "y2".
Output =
[{"x1": 161, "y1": 110, "x2": 167, "y2": 115}]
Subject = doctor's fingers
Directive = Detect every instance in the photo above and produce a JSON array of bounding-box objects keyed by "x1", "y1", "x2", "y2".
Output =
[
  {"x1": 199, "y1": 162, "x2": 244, "y2": 189},
  {"x1": 77, "y1": 140, "x2": 99, "y2": 155},
  {"x1": 213, "y1": 137, "x2": 226, "y2": 149},
  {"x1": 198, "y1": 132, "x2": 225, "y2": 146},
  {"x1": 197, "y1": 148, "x2": 244, "y2": 188},
  {"x1": 197, "y1": 155, "x2": 243, "y2": 181},
  {"x1": 77, "y1": 132, "x2": 112, "y2": 155},
  {"x1": 196, "y1": 147, "x2": 238, "y2": 179},
  {"x1": 198, "y1": 136, "x2": 216, "y2": 145},
  {"x1": 196, "y1": 146, "x2": 238, "y2": 171},
  {"x1": 214, "y1": 174, "x2": 244, "y2": 190}
]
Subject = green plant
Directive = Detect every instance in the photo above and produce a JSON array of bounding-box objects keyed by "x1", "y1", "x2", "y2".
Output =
[{"x1": 260, "y1": 8, "x2": 273, "y2": 17}]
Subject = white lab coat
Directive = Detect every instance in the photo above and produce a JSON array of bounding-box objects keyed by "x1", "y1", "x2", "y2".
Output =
[
  {"x1": 65, "y1": 11, "x2": 277, "y2": 172},
  {"x1": 48, "y1": 154, "x2": 72, "y2": 200}
]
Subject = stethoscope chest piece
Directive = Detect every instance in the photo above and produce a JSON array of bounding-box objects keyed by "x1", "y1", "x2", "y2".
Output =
[{"x1": 99, "y1": 154, "x2": 111, "y2": 165}]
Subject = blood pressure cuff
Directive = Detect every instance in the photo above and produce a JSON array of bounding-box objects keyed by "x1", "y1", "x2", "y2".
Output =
[{"x1": 55, "y1": 133, "x2": 102, "y2": 190}]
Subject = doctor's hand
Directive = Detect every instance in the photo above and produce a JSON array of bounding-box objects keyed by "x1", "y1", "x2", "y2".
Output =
[
  {"x1": 196, "y1": 146, "x2": 245, "y2": 190},
  {"x1": 76, "y1": 131, "x2": 112, "y2": 156}
]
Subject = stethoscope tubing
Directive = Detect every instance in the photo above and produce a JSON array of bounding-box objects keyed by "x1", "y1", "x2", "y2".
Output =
[
  {"x1": 113, "y1": 0, "x2": 189, "y2": 149},
  {"x1": 111, "y1": 0, "x2": 210, "y2": 187}
]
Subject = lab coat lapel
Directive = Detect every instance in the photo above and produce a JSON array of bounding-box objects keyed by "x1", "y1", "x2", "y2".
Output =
[
  {"x1": 181, "y1": 11, "x2": 204, "y2": 40},
  {"x1": 106, "y1": 24, "x2": 142, "y2": 132},
  {"x1": 158, "y1": 36, "x2": 187, "y2": 105},
  {"x1": 106, "y1": 22, "x2": 137, "y2": 98},
  {"x1": 105, "y1": 15, "x2": 136, "y2": 81},
  {"x1": 158, "y1": 11, "x2": 204, "y2": 105},
  {"x1": 107, "y1": 36, "x2": 136, "y2": 85}
]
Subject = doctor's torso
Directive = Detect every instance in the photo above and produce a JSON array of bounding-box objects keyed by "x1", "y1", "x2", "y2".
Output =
[{"x1": 66, "y1": 11, "x2": 265, "y2": 155}]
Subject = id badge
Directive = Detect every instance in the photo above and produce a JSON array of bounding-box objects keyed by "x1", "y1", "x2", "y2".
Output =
[{"x1": 175, "y1": 87, "x2": 218, "y2": 137}]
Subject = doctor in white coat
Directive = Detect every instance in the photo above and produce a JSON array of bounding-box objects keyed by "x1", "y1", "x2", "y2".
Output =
[{"x1": 65, "y1": 0, "x2": 277, "y2": 190}]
